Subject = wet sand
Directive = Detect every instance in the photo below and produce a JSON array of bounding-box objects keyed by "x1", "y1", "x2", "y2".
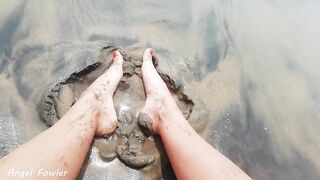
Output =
[
  {"x1": 0, "y1": 0, "x2": 320, "y2": 179},
  {"x1": 37, "y1": 44, "x2": 202, "y2": 178}
]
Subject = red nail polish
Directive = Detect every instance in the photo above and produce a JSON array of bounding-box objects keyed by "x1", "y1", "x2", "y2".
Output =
[
  {"x1": 150, "y1": 49, "x2": 155, "y2": 57},
  {"x1": 112, "y1": 51, "x2": 118, "y2": 58}
]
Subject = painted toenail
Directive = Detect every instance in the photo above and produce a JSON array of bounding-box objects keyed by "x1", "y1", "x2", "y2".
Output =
[
  {"x1": 112, "y1": 51, "x2": 118, "y2": 58},
  {"x1": 150, "y1": 49, "x2": 155, "y2": 57}
]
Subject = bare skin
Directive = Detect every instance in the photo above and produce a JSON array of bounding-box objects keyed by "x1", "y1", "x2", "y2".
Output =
[
  {"x1": 0, "y1": 51, "x2": 124, "y2": 180},
  {"x1": 140, "y1": 48, "x2": 252, "y2": 180},
  {"x1": 0, "y1": 49, "x2": 251, "y2": 180}
]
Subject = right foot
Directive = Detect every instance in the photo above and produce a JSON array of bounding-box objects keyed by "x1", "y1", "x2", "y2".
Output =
[{"x1": 138, "y1": 49, "x2": 177, "y2": 134}]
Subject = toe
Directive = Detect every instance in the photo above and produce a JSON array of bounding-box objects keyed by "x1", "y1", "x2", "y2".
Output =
[
  {"x1": 143, "y1": 48, "x2": 154, "y2": 62},
  {"x1": 90, "y1": 50, "x2": 123, "y2": 96},
  {"x1": 112, "y1": 50, "x2": 124, "y2": 65},
  {"x1": 141, "y1": 48, "x2": 162, "y2": 90},
  {"x1": 141, "y1": 49, "x2": 168, "y2": 95}
]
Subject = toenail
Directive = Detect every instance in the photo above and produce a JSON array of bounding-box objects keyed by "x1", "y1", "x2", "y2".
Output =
[
  {"x1": 112, "y1": 51, "x2": 118, "y2": 58},
  {"x1": 150, "y1": 49, "x2": 155, "y2": 57}
]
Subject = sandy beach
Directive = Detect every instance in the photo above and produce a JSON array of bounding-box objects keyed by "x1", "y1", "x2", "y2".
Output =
[{"x1": 0, "y1": 0, "x2": 320, "y2": 179}]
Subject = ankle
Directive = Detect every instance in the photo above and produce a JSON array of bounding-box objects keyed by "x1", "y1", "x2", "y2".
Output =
[{"x1": 158, "y1": 98, "x2": 184, "y2": 127}]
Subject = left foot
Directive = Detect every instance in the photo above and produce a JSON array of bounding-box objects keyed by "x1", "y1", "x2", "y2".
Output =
[{"x1": 82, "y1": 51, "x2": 124, "y2": 136}]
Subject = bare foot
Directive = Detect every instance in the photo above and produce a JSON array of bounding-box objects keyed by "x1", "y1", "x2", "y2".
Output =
[
  {"x1": 138, "y1": 49, "x2": 178, "y2": 134},
  {"x1": 80, "y1": 50, "x2": 123, "y2": 136}
]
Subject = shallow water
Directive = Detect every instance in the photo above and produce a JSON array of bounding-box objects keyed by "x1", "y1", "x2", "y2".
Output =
[{"x1": 0, "y1": 0, "x2": 320, "y2": 179}]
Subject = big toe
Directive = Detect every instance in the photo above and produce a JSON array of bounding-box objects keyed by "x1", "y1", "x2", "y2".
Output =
[
  {"x1": 143, "y1": 48, "x2": 154, "y2": 61},
  {"x1": 112, "y1": 50, "x2": 124, "y2": 65}
]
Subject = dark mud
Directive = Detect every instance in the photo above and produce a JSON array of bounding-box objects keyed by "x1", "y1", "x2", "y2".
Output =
[{"x1": 38, "y1": 44, "x2": 207, "y2": 174}]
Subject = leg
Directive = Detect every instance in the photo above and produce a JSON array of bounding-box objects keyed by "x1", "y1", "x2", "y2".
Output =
[
  {"x1": 140, "y1": 49, "x2": 251, "y2": 180},
  {"x1": 0, "y1": 51, "x2": 124, "y2": 180}
]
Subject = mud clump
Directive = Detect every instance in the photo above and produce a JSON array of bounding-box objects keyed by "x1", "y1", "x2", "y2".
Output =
[{"x1": 39, "y1": 45, "x2": 207, "y2": 172}]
